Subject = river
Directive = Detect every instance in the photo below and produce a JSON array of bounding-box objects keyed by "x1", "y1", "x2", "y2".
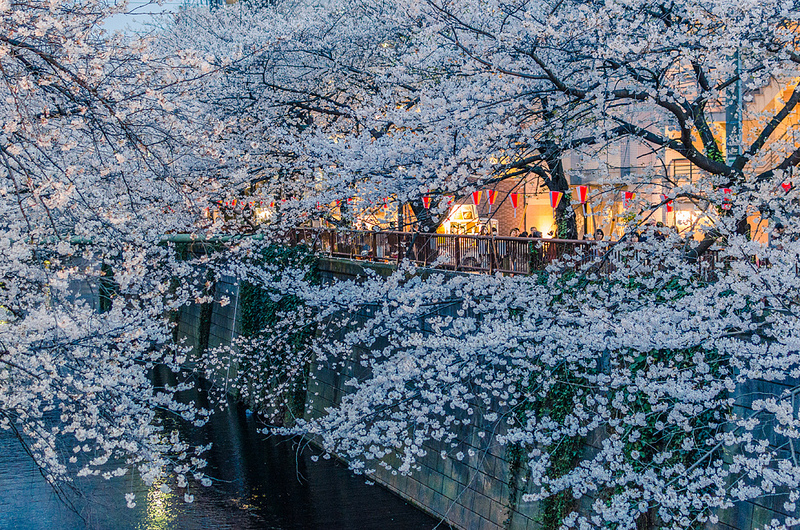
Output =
[{"x1": 0, "y1": 397, "x2": 446, "y2": 530}]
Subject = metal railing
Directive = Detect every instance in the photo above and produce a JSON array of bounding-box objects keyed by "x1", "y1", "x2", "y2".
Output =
[
  {"x1": 289, "y1": 229, "x2": 603, "y2": 275},
  {"x1": 287, "y1": 228, "x2": 729, "y2": 279}
]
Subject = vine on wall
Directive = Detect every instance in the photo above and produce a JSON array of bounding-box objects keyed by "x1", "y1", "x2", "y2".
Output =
[
  {"x1": 502, "y1": 275, "x2": 730, "y2": 530},
  {"x1": 204, "y1": 244, "x2": 320, "y2": 426}
]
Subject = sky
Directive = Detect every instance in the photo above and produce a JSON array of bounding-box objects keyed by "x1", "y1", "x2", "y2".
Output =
[{"x1": 103, "y1": 0, "x2": 186, "y2": 33}]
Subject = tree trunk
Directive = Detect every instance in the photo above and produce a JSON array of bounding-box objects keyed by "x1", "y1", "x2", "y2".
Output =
[
  {"x1": 405, "y1": 198, "x2": 447, "y2": 260},
  {"x1": 543, "y1": 147, "x2": 579, "y2": 240}
]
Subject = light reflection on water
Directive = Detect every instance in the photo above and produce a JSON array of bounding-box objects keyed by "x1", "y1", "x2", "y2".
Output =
[{"x1": 0, "y1": 398, "x2": 444, "y2": 530}]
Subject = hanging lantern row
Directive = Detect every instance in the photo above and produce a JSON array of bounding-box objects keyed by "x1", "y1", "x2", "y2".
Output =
[
  {"x1": 466, "y1": 187, "x2": 586, "y2": 209},
  {"x1": 420, "y1": 194, "x2": 456, "y2": 209},
  {"x1": 422, "y1": 186, "x2": 592, "y2": 215},
  {"x1": 419, "y1": 185, "x2": 734, "y2": 218}
]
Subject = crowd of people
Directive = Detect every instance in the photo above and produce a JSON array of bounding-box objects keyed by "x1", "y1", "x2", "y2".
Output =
[{"x1": 508, "y1": 226, "x2": 544, "y2": 239}]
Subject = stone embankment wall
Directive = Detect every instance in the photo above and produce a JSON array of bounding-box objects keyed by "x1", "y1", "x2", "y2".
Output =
[
  {"x1": 310, "y1": 259, "x2": 539, "y2": 530},
  {"x1": 176, "y1": 257, "x2": 794, "y2": 530}
]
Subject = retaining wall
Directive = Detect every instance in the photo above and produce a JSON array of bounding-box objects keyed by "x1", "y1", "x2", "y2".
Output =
[{"x1": 176, "y1": 257, "x2": 796, "y2": 530}]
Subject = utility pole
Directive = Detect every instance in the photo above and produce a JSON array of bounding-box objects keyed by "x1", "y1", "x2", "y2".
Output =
[{"x1": 725, "y1": 52, "x2": 742, "y2": 165}]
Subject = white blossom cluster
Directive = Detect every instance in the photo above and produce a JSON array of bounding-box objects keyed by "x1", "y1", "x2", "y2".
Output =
[
  {"x1": 4, "y1": 0, "x2": 800, "y2": 526},
  {"x1": 182, "y1": 0, "x2": 800, "y2": 527},
  {"x1": 162, "y1": 0, "x2": 800, "y2": 232},
  {"x1": 0, "y1": 0, "x2": 228, "y2": 504},
  {"x1": 215, "y1": 219, "x2": 800, "y2": 527}
]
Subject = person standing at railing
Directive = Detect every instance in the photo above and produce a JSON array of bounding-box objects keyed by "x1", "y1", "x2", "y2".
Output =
[
  {"x1": 508, "y1": 228, "x2": 521, "y2": 271},
  {"x1": 479, "y1": 225, "x2": 490, "y2": 268},
  {"x1": 528, "y1": 227, "x2": 542, "y2": 271},
  {"x1": 654, "y1": 222, "x2": 667, "y2": 242},
  {"x1": 592, "y1": 229, "x2": 605, "y2": 260}
]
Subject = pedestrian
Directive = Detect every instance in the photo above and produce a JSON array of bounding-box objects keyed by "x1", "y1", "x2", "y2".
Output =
[
  {"x1": 528, "y1": 228, "x2": 542, "y2": 271},
  {"x1": 769, "y1": 223, "x2": 785, "y2": 250},
  {"x1": 655, "y1": 221, "x2": 666, "y2": 241},
  {"x1": 594, "y1": 228, "x2": 605, "y2": 241},
  {"x1": 478, "y1": 225, "x2": 489, "y2": 268},
  {"x1": 508, "y1": 228, "x2": 520, "y2": 270}
]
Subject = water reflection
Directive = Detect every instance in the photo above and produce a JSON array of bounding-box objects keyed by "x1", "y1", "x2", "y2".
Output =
[{"x1": 0, "y1": 396, "x2": 444, "y2": 530}]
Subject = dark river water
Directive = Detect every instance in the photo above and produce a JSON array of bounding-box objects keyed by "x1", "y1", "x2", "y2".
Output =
[{"x1": 0, "y1": 395, "x2": 445, "y2": 530}]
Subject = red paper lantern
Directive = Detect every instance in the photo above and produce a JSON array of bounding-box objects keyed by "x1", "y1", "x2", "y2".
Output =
[
  {"x1": 472, "y1": 190, "x2": 482, "y2": 206},
  {"x1": 510, "y1": 192, "x2": 519, "y2": 217},
  {"x1": 722, "y1": 188, "x2": 732, "y2": 210},
  {"x1": 661, "y1": 194, "x2": 674, "y2": 213},
  {"x1": 623, "y1": 191, "x2": 633, "y2": 209},
  {"x1": 550, "y1": 191, "x2": 564, "y2": 209},
  {"x1": 486, "y1": 190, "x2": 497, "y2": 212},
  {"x1": 577, "y1": 185, "x2": 588, "y2": 204},
  {"x1": 782, "y1": 182, "x2": 792, "y2": 192},
  {"x1": 422, "y1": 196, "x2": 431, "y2": 209}
]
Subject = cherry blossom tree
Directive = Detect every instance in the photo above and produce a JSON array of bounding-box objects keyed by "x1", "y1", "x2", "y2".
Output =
[
  {"x1": 179, "y1": 0, "x2": 800, "y2": 528},
  {"x1": 6, "y1": 0, "x2": 798, "y2": 525},
  {"x1": 0, "y1": 0, "x2": 231, "y2": 506}
]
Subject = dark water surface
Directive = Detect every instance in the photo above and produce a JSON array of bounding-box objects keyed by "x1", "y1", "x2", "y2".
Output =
[{"x1": 0, "y1": 400, "x2": 445, "y2": 530}]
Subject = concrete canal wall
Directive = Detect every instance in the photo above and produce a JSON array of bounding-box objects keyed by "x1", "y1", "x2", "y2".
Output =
[{"x1": 175, "y1": 257, "x2": 795, "y2": 530}]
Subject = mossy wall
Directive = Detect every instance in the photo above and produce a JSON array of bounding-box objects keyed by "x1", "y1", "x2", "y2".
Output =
[{"x1": 175, "y1": 256, "x2": 792, "y2": 530}]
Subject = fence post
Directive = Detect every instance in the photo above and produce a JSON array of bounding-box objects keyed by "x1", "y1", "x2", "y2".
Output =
[
  {"x1": 396, "y1": 233, "x2": 401, "y2": 266},
  {"x1": 489, "y1": 237, "x2": 495, "y2": 273}
]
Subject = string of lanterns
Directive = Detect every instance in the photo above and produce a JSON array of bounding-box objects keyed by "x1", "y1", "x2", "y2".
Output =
[
  {"x1": 421, "y1": 185, "x2": 592, "y2": 213},
  {"x1": 217, "y1": 181, "x2": 796, "y2": 217}
]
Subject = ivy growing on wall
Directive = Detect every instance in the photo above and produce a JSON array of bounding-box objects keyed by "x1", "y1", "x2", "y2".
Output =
[
  {"x1": 210, "y1": 244, "x2": 320, "y2": 426},
  {"x1": 501, "y1": 274, "x2": 730, "y2": 530}
]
